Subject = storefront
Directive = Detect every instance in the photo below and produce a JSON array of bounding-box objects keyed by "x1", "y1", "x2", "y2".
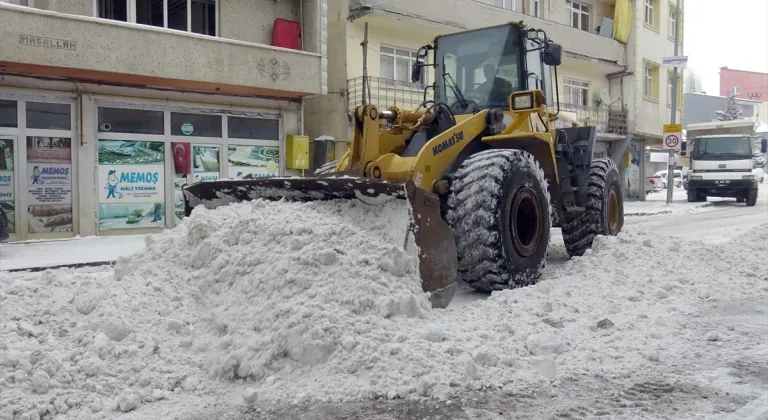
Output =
[{"x1": 0, "y1": 87, "x2": 298, "y2": 242}]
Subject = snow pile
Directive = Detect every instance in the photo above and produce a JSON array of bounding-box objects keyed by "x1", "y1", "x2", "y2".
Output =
[{"x1": 1, "y1": 188, "x2": 767, "y2": 419}]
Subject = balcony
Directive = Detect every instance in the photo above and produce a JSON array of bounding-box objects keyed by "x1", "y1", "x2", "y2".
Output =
[
  {"x1": 350, "y1": 0, "x2": 626, "y2": 70},
  {"x1": 0, "y1": 3, "x2": 324, "y2": 98},
  {"x1": 555, "y1": 103, "x2": 628, "y2": 138}
]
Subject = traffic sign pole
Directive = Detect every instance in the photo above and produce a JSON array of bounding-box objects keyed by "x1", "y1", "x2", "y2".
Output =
[{"x1": 666, "y1": 0, "x2": 681, "y2": 205}]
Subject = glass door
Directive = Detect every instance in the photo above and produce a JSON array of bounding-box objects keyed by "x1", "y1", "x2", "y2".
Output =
[
  {"x1": 0, "y1": 136, "x2": 18, "y2": 242},
  {"x1": 171, "y1": 141, "x2": 222, "y2": 226}
]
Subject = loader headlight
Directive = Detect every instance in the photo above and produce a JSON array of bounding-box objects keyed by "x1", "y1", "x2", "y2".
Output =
[{"x1": 511, "y1": 93, "x2": 534, "y2": 111}]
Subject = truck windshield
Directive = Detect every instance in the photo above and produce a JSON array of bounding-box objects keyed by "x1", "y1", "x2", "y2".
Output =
[
  {"x1": 435, "y1": 25, "x2": 524, "y2": 110},
  {"x1": 692, "y1": 136, "x2": 753, "y2": 160}
]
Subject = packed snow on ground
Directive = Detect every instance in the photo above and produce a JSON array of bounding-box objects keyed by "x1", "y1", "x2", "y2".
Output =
[{"x1": 1, "y1": 197, "x2": 767, "y2": 420}]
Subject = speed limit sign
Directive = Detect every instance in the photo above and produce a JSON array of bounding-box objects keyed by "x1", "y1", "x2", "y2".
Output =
[{"x1": 663, "y1": 124, "x2": 682, "y2": 151}]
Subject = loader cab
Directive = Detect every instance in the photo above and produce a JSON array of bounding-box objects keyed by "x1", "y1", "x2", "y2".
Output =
[{"x1": 412, "y1": 23, "x2": 560, "y2": 115}]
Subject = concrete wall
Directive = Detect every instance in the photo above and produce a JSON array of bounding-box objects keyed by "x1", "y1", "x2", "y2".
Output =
[
  {"x1": 355, "y1": 0, "x2": 625, "y2": 66},
  {"x1": 0, "y1": 5, "x2": 322, "y2": 96}
]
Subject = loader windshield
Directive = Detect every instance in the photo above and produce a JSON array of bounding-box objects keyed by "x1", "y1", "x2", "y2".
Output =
[{"x1": 435, "y1": 25, "x2": 524, "y2": 111}]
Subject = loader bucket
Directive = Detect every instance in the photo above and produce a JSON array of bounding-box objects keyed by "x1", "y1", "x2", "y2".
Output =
[{"x1": 182, "y1": 176, "x2": 457, "y2": 309}]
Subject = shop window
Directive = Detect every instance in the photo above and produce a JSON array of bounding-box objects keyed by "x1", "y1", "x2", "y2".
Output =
[
  {"x1": 26, "y1": 102, "x2": 71, "y2": 130},
  {"x1": 98, "y1": 107, "x2": 164, "y2": 135},
  {"x1": 227, "y1": 116, "x2": 279, "y2": 140},
  {"x1": 227, "y1": 144, "x2": 279, "y2": 179},
  {"x1": 26, "y1": 137, "x2": 73, "y2": 233},
  {"x1": 98, "y1": 0, "x2": 128, "y2": 22},
  {"x1": 0, "y1": 100, "x2": 17, "y2": 128},
  {"x1": 173, "y1": 144, "x2": 221, "y2": 222},
  {"x1": 170, "y1": 112, "x2": 222, "y2": 137},
  {"x1": 0, "y1": 139, "x2": 15, "y2": 234},
  {"x1": 97, "y1": 140, "x2": 166, "y2": 230}
]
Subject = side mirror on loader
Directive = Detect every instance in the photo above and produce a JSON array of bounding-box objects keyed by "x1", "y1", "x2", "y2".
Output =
[
  {"x1": 411, "y1": 45, "x2": 430, "y2": 84},
  {"x1": 542, "y1": 42, "x2": 562, "y2": 66}
]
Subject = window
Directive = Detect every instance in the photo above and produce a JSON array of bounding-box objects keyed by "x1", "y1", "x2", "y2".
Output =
[
  {"x1": 26, "y1": 102, "x2": 71, "y2": 130},
  {"x1": 98, "y1": 0, "x2": 217, "y2": 36},
  {"x1": 566, "y1": 0, "x2": 590, "y2": 31},
  {"x1": 98, "y1": 107, "x2": 164, "y2": 134},
  {"x1": 732, "y1": 86, "x2": 740, "y2": 94},
  {"x1": 668, "y1": 3, "x2": 677, "y2": 38},
  {"x1": 644, "y1": 0, "x2": 656, "y2": 27},
  {"x1": 380, "y1": 45, "x2": 425, "y2": 86},
  {"x1": 494, "y1": 0, "x2": 522, "y2": 11},
  {"x1": 228, "y1": 116, "x2": 279, "y2": 140},
  {"x1": 170, "y1": 112, "x2": 222, "y2": 137},
  {"x1": 564, "y1": 79, "x2": 590, "y2": 107},
  {"x1": 0, "y1": 100, "x2": 17, "y2": 128},
  {"x1": 529, "y1": 0, "x2": 540, "y2": 17},
  {"x1": 643, "y1": 60, "x2": 660, "y2": 100}
]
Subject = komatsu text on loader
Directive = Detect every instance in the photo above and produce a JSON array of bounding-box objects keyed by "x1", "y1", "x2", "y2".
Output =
[{"x1": 183, "y1": 22, "x2": 625, "y2": 309}]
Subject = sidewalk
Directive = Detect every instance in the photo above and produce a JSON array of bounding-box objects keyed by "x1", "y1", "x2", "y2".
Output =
[{"x1": 0, "y1": 235, "x2": 147, "y2": 271}]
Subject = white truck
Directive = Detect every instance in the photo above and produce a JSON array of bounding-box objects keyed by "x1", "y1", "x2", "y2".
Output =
[{"x1": 685, "y1": 128, "x2": 767, "y2": 206}]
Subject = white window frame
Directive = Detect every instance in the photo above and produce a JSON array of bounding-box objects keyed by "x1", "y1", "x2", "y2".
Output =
[
  {"x1": 529, "y1": 0, "x2": 540, "y2": 17},
  {"x1": 563, "y1": 78, "x2": 590, "y2": 107},
  {"x1": 732, "y1": 86, "x2": 740, "y2": 95},
  {"x1": 644, "y1": 65, "x2": 654, "y2": 98},
  {"x1": 94, "y1": 0, "x2": 219, "y2": 37},
  {"x1": 494, "y1": 0, "x2": 522, "y2": 11},
  {"x1": 644, "y1": 0, "x2": 655, "y2": 26},
  {"x1": 668, "y1": 3, "x2": 677, "y2": 37},
  {"x1": 566, "y1": 0, "x2": 591, "y2": 32},
  {"x1": 379, "y1": 45, "x2": 426, "y2": 88}
]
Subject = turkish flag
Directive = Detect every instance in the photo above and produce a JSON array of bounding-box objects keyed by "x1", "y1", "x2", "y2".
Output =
[{"x1": 172, "y1": 142, "x2": 191, "y2": 174}]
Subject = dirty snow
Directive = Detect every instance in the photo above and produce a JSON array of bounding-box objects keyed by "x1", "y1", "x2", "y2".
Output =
[{"x1": 1, "y1": 196, "x2": 767, "y2": 419}]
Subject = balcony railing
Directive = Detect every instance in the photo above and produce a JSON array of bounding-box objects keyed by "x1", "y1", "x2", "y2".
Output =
[
  {"x1": 347, "y1": 76, "x2": 432, "y2": 111},
  {"x1": 555, "y1": 103, "x2": 628, "y2": 136},
  {"x1": 347, "y1": 77, "x2": 627, "y2": 136}
]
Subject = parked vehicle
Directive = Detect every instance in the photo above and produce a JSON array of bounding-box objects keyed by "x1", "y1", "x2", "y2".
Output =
[
  {"x1": 0, "y1": 206, "x2": 9, "y2": 243},
  {"x1": 646, "y1": 176, "x2": 664, "y2": 195},
  {"x1": 651, "y1": 169, "x2": 683, "y2": 188}
]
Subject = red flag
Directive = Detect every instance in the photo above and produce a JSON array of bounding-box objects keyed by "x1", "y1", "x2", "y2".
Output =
[{"x1": 172, "y1": 142, "x2": 191, "y2": 174}]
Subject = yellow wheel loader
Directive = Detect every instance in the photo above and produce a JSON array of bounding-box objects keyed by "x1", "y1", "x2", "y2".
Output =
[{"x1": 183, "y1": 22, "x2": 624, "y2": 309}]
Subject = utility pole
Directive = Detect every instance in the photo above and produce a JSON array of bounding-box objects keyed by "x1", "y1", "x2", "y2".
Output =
[{"x1": 666, "y1": 0, "x2": 682, "y2": 204}]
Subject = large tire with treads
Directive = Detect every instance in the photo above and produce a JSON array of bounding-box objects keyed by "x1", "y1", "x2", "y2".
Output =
[
  {"x1": 446, "y1": 149, "x2": 551, "y2": 293},
  {"x1": 561, "y1": 158, "x2": 624, "y2": 257}
]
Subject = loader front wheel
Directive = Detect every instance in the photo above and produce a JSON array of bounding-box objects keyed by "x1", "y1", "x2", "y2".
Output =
[
  {"x1": 446, "y1": 149, "x2": 551, "y2": 293},
  {"x1": 561, "y1": 158, "x2": 624, "y2": 258}
]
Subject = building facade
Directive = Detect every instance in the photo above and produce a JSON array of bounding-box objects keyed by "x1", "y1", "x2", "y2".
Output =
[
  {"x1": 0, "y1": 0, "x2": 327, "y2": 242},
  {"x1": 304, "y1": 0, "x2": 684, "y2": 201},
  {"x1": 719, "y1": 67, "x2": 768, "y2": 102}
]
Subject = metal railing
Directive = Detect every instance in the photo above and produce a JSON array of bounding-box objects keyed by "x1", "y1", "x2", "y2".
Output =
[
  {"x1": 554, "y1": 103, "x2": 628, "y2": 136},
  {"x1": 347, "y1": 76, "x2": 432, "y2": 111},
  {"x1": 346, "y1": 78, "x2": 628, "y2": 136}
]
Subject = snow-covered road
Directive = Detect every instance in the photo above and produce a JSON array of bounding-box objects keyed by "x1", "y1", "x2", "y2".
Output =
[{"x1": 1, "y1": 185, "x2": 767, "y2": 420}]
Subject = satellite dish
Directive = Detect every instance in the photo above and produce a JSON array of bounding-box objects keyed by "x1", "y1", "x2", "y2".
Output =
[{"x1": 599, "y1": 88, "x2": 611, "y2": 107}]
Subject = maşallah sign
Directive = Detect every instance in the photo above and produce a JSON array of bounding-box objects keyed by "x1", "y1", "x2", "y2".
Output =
[{"x1": 19, "y1": 34, "x2": 77, "y2": 51}]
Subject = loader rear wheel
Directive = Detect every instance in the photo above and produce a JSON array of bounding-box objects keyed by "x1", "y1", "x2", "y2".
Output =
[
  {"x1": 446, "y1": 149, "x2": 551, "y2": 293},
  {"x1": 561, "y1": 158, "x2": 624, "y2": 258}
]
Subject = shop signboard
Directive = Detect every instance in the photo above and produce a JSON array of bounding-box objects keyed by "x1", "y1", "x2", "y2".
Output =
[
  {"x1": 0, "y1": 138, "x2": 15, "y2": 233},
  {"x1": 227, "y1": 144, "x2": 279, "y2": 179},
  {"x1": 26, "y1": 137, "x2": 73, "y2": 233},
  {"x1": 97, "y1": 140, "x2": 166, "y2": 230}
]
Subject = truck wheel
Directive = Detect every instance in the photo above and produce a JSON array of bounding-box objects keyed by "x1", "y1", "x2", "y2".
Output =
[
  {"x1": 561, "y1": 158, "x2": 624, "y2": 258},
  {"x1": 446, "y1": 149, "x2": 551, "y2": 292},
  {"x1": 746, "y1": 189, "x2": 758, "y2": 206}
]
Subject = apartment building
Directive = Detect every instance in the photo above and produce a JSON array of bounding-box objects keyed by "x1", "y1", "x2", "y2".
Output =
[
  {"x1": 719, "y1": 67, "x2": 768, "y2": 102},
  {"x1": 305, "y1": 0, "x2": 684, "y2": 201},
  {"x1": 0, "y1": 0, "x2": 327, "y2": 242}
]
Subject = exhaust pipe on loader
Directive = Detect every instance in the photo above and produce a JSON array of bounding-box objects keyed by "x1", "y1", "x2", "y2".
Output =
[{"x1": 182, "y1": 175, "x2": 458, "y2": 309}]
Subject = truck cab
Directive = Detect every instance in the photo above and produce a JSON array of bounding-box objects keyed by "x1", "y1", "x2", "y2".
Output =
[{"x1": 687, "y1": 134, "x2": 767, "y2": 206}]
